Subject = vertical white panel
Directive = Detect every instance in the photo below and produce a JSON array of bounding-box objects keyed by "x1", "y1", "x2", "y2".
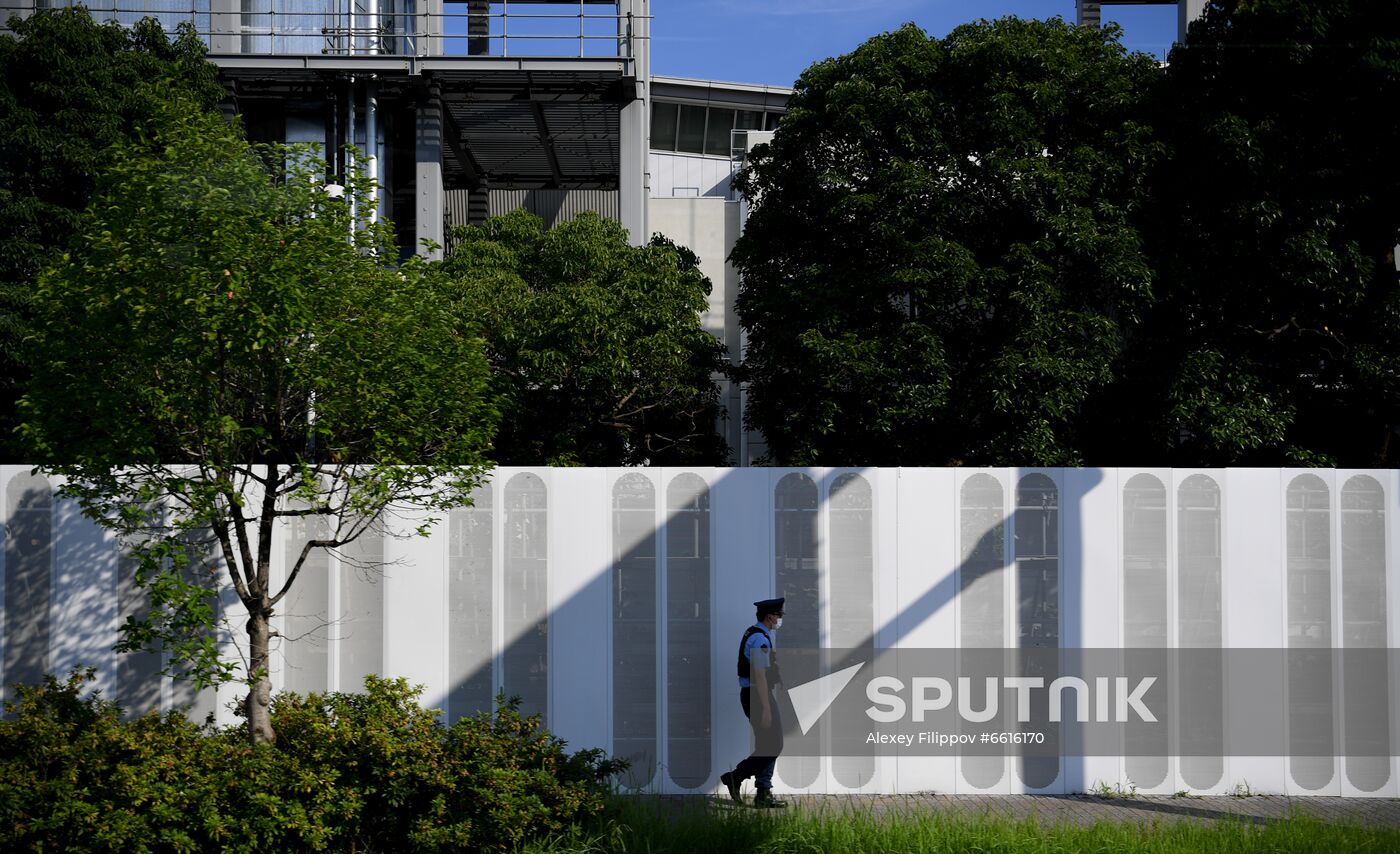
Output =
[
  {"x1": 868, "y1": 468, "x2": 899, "y2": 794},
  {"x1": 50, "y1": 495, "x2": 115, "y2": 701},
  {"x1": 338, "y1": 523, "x2": 385, "y2": 693},
  {"x1": 893, "y1": 468, "x2": 957, "y2": 794},
  {"x1": 1218, "y1": 469, "x2": 1283, "y2": 793},
  {"x1": 383, "y1": 504, "x2": 445, "y2": 709},
  {"x1": 548, "y1": 469, "x2": 609, "y2": 754},
  {"x1": 1063, "y1": 467, "x2": 1115, "y2": 792},
  {"x1": 712, "y1": 468, "x2": 768, "y2": 791}
]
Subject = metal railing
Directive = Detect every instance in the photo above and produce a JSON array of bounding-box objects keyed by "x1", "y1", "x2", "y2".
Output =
[{"x1": 0, "y1": 2, "x2": 646, "y2": 59}]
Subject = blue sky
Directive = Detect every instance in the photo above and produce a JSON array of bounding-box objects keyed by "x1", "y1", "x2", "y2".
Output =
[{"x1": 651, "y1": 1, "x2": 1181, "y2": 86}]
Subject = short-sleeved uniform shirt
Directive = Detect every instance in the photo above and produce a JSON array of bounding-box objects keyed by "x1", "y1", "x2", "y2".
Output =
[{"x1": 738, "y1": 622, "x2": 774, "y2": 689}]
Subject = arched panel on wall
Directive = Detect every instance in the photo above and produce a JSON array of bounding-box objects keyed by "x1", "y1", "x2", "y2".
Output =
[
  {"x1": 116, "y1": 505, "x2": 161, "y2": 718},
  {"x1": 1015, "y1": 473, "x2": 1058, "y2": 790},
  {"x1": 448, "y1": 483, "x2": 493, "y2": 723},
  {"x1": 612, "y1": 473, "x2": 657, "y2": 789},
  {"x1": 504, "y1": 473, "x2": 549, "y2": 723},
  {"x1": 774, "y1": 472, "x2": 819, "y2": 790},
  {"x1": 282, "y1": 500, "x2": 330, "y2": 695},
  {"x1": 1286, "y1": 473, "x2": 1334, "y2": 791},
  {"x1": 338, "y1": 522, "x2": 385, "y2": 692},
  {"x1": 1177, "y1": 474, "x2": 1223, "y2": 790},
  {"x1": 1340, "y1": 475, "x2": 1389, "y2": 793},
  {"x1": 830, "y1": 472, "x2": 874, "y2": 790},
  {"x1": 960, "y1": 473, "x2": 1006, "y2": 790},
  {"x1": 4, "y1": 472, "x2": 53, "y2": 706},
  {"x1": 666, "y1": 473, "x2": 711, "y2": 790},
  {"x1": 171, "y1": 524, "x2": 222, "y2": 720},
  {"x1": 1123, "y1": 473, "x2": 1168, "y2": 790}
]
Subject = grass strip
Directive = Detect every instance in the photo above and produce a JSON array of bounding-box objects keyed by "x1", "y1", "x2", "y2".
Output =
[{"x1": 524, "y1": 796, "x2": 1400, "y2": 854}]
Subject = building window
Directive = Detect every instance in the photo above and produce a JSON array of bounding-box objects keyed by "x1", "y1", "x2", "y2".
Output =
[
  {"x1": 735, "y1": 109, "x2": 763, "y2": 130},
  {"x1": 676, "y1": 105, "x2": 707, "y2": 155},
  {"x1": 651, "y1": 101, "x2": 784, "y2": 155},
  {"x1": 703, "y1": 108, "x2": 735, "y2": 156},
  {"x1": 651, "y1": 102, "x2": 678, "y2": 152}
]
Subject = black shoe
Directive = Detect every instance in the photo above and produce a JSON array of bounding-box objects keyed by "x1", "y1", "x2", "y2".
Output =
[
  {"x1": 720, "y1": 771, "x2": 742, "y2": 803},
  {"x1": 752, "y1": 791, "x2": 787, "y2": 809}
]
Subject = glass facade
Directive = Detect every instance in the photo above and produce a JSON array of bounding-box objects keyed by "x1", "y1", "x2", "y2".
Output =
[{"x1": 651, "y1": 101, "x2": 782, "y2": 155}]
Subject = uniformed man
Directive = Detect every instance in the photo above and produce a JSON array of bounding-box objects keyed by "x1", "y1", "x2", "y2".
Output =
[{"x1": 720, "y1": 597, "x2": 788, "y2": 808}]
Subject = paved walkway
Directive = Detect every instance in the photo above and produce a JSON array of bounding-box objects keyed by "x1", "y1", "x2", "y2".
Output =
[{"x1": 678, "y1": 793, "x2": 1400, "y2": 828}]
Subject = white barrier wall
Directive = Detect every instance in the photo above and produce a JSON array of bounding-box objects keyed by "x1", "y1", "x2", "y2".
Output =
[{"x1": 2, "y1": 466, "x2": 1397, "y2": 796}]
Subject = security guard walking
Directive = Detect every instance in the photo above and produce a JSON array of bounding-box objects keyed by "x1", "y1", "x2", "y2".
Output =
[{"x1": 720, "y1": 597, "x2": 788, "y2": 808}]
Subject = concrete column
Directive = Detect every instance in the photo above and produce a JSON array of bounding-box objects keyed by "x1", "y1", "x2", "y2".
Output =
[
  {"x1": 416, "y1": 83, "x2": 445, "y2": 259},
  {"x1": 1179, "y1": 0, "x2": 1209, "y2": 42},
  {"x1": 617, "y1": 0, "x2": 650, "y2": 246},
  {"x1": 422, "y1": 0, "x2": 444, "y2": 56},
  {"x1": 1075, "y1": 1, "x2": 1100, "y2": 28},
  {"x1": 209, "y1": 0, "x2": 239, "y2": 54},
  {"x1": 468, "y1": 0, "x2": 489, "y2": 56}
]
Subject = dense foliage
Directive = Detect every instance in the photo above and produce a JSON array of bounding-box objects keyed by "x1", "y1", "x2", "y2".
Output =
[
  {"x1": 733, "y1": 19, "x2": 1160, "y2": 465},
  {"x1": 0, "y1": 8, "x2": 224, "y2": 462},
  {"x1": 1099, "y1": 0, "x2": 1400, "y2": 466},
  {"x1": 735, "y1": 2, "x2": 1400, "y2": 467},
  {"x1": 442, "y1": 211, "x2": 729, "y2": 466},
  {"x1": 0, "y1": 672, "x2": 621, "y2": 853},
  {"x1": 19, "y1": 100, "x2": 495, "y2": 743}
]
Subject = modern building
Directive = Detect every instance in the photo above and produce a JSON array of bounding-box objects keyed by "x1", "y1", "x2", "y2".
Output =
[
  {"x1": 1076, "y1": 0, "x2": 1208, "y2": 52},
  {"x1": 1, "y1": 0, "x2": 791, "y2": 461}
]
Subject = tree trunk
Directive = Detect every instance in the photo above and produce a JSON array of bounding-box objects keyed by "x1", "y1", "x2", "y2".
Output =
[{"x1": 245, "y1": 610, "x2": 276, "y2": 745}]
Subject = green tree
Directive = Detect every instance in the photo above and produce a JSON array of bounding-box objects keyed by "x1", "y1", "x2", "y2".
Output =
[
  {"x1": 19, "y1": 102, "x2": 496, "y2": 745},
  {"x1": 440, "y1": 210, "x2": 729, "y2": 465},
  {"x1": 0, "y1": 8, "x2": 224, "y2": 462},
  {"x1": 1096, "y1": 0, "x2": 1400, "y2": 466},
  {"x1": 731, "y1": 19, "x2": 1160, "y2": 465}
]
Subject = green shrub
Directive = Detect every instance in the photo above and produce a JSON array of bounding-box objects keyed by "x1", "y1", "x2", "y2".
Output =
[{"x1": 0, "y1": 671, "x2": 624, "y2": 853}]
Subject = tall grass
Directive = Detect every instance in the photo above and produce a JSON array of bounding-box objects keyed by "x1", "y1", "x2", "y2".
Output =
[{"x1": 524, "y1": 796, "x2": 1400, "y2": 854}]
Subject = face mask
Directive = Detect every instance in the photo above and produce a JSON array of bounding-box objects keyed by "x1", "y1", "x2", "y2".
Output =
[{"x1": 774, "y1": 617, "x2": 783, "y2": 630}]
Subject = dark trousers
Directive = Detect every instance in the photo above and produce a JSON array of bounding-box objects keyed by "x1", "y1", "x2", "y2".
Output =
[{"x1": 734, "y1": 686, "x2": 783, "y2": 791}]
